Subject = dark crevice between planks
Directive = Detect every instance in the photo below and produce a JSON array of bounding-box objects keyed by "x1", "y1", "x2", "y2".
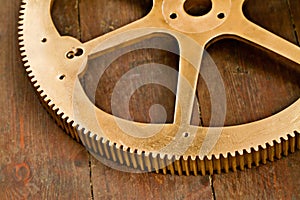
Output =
[
  {"x1": 76, "y1": 0, "x2": 82, "y2": 43},
  {"x1": 89, "y1": 154, "x2": 95, "y2": 200},
  {"x1": 210, "y1": 175, "x2": 217, "y2": 200},
  {"x1": 286, "y1": 0, "x2": 300, "y2": 46}
]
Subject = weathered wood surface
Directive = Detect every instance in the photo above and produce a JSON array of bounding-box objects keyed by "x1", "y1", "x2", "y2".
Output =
[{"x1": 0, "y1": 0, "x2": 299, "y2": 199}]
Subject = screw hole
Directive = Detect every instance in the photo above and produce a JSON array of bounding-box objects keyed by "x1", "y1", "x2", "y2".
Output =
[
  {"x1": 41, "y1": 38, "x2": 47, "y2": 43},
  {"x1": 170, "y1": 13, "x2": 178, "y2": 19},
  {"x1": 59, "y1": 75, "x2": 66, "y2": 80},
  {"x1": 75, "y1": 48, "x2": 84, "y2": 57},
  {"x1": 217, "y1": 13, "x2": 225, "y2": 19},
  {"x1": 183, "y1": 132, "x2": 190, "y2": 138},
  {"x1": 66, "y1": 51, "x2": 75, "y2": 59}
]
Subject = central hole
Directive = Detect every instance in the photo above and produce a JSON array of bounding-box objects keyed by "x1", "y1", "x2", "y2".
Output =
[{"x1": 184, "y1": 0, "x2": 212, "y2": 16}]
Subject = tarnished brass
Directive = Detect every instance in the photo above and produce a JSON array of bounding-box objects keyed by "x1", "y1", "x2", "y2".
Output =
[{"x1": 19, "y1": 0, "x2": 300, "y2": 175}]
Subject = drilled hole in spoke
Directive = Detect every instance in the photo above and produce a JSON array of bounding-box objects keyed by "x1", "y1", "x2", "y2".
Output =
[
  {"x1": 170, "y1": 13, "x2": 178, "y2": 19},
  {"x1": 217, "y1": 13, "x2": 225, "y2": 19},
  {"x1": 184, "y1": 0, "x2": 212, "y2": 17}
]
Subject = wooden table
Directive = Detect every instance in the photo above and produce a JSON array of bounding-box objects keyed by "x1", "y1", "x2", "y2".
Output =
[{"x1": 1, "y1": 0, "x2": 299, "y2": 199}]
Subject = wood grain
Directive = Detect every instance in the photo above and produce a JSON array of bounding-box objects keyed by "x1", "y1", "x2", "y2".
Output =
[
  {"x1": 0, "y1": 0, "x2": 91, "y2": 199},
  {"x1": 211, "y1": 0, "x2": 300, "y2": 198},
  {"x1": 213, "y1": 151, "x2": 300, "y2": 200}
]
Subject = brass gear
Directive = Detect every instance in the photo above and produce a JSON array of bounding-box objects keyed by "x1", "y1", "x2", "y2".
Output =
[{"x1": 18, "y1": 0, "x2": 300, "y2": 175}]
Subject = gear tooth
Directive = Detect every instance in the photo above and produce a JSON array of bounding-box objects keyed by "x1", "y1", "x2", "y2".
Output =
[
  {"x1": 181, "y1": 158, "x2": 190, "y2": 176},
  {"x1": 214, "y1": 154, "x2": 220, "y2": 160},
  {"x1": 22, "y1": 57, "x2": 28, "y2": 62},
  {"x1": 174, "y1": 159, "x2": 182, "y2": 176},
  {"x1": 213, "y1": 156, "x2": 221, "y2": 174},
  {"x1": 95, "y1": 137, "x2": 104, "y2": 157},
  {"x1": 260, "y1": 148, "x2": 268, "y2": 164},
  {"x1": 89, "y1": 132, "x2": 95, "y2": 138},
  {"x1": 261, "y1": 143, "x2": 267, "y2": 149},
  {"x1": 230, "y1": 156, "x2": 237, "y2": 172},
  {"x1": 32, "y1": 79, "x2": 39, "y2": 85},
  {"x1": 253, "y1": 151, "x2": 260, "y2": 166},
  {"x1": 25, "y1": 67, "x2": 32, "y2": 72},
  {"x1": 253, "y1": 146, "x2": 259, "y2": 151},
  {"x1": 206, "y1": 155, "x2": 213, "y2": 160},
  {"x1": 268, "y1": 140, "x2": 274, "y2": 147},
  {"x1": 66, "y1": 117, "x2": 73, "y2": 124},
  {"x1": 137, "y1": 151, "x2": 145, "y2": 171},
  {"x1": 23, "y1": 62, "x2": 30, "y2": 67},
  {"x1": 295, "y1": 132, "x2": 300, "y2": 150},
  {"x1": 136, "y1": 149, "x2": 142, "y2": 155},
  {"x1": 196, "y1": 158, "x2": 206, "y2": 175},
  {"x1": 20, "y1": 52, "x2": 27, "y2": 57},
  {"x1": 43, "y1": 95, "x2": 51, "y2": 102},
  {"x1": 102, "y1": 139, "x2": 111, "y2": 160},
  {"x1": 282, "y1": 135, "x2": 289, "y2": 141},
  {"x1": 159, "y1": 153, "x2": 165, "y2": 160},
  {"x1": 289, "y1": 136, "x2": 296, "y2": 153},
  {"x1": 109, "y1": 143, "x2": 118, "y2": 162},
  {"x1": 27, "y1": 72, "x2": 34, "y2": 78},
  {"x1": 166, "y1": 156, "x2": 176, "y2": 175},
  {"x1": 229, "y1": 151, "x2": 236, "y2": 157},
  {"x1": 79, "y1": 129, "x2": 89, "y2": 148},
  {"x1": 282, "y1": 140, "x2": 289, "y2": 156},
  {"x1": 182, "y1": 155, "x2": 189, "y2": 161},
  {"x1": 245, "y1": 152, "x2": 253, "y2": 169},
  {"x1": 237, "y1": 154, "x2": 245, "y2": 171},
  {"x1": 274, "y1": 142, "x2": 282, "y2": 159},
  {"x1": 61, "y1": 113, "x2": 69, "y2": 120},
  {"x1": 158, "y1": 154, "x2": 167, "y2": 174},
  {"x1": 275, "y1": 138, "x2": 281, "y2": 144},
  {"x1": 88, "y1": 132, "x2": 98, "y2": 154},
  {"x1": 245, "y1": 148, "x2": 251, "y2": 154},
  {"x1": 205, "y1": 157, "x2": 213, "y2": 175},
  {"x1": 289, "y1": 131, "x2": 296, "y2": 138},
  {"x1": 144, "y1": 152, "x2": 152, "y2": 172},
  {"x1": 18, "y1": 36, "x2": 25, "y2": 41},
  {"x1": 221, "y1": 154, "x2": 229, "y2": 173}
]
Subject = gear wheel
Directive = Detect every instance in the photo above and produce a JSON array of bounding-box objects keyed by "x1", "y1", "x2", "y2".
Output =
[{"x1": 18, "y1": 0, "x2": 300, "y2": 175}]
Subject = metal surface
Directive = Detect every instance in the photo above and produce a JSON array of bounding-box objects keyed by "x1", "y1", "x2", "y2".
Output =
[{"x1": 19, "y1": 0, "x2": 300, "y2": 175}]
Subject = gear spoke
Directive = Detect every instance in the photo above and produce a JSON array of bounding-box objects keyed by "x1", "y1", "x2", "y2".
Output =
[
  {"x1": 174, "y1": 36, "x2": 205, "y2": 126},
  {"x1": 234, "y1": 19, "x2": 300, "y2": 65}
]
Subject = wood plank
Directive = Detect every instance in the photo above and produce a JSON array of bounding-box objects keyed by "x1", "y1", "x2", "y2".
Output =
[
  {"x1": 78, "y1": 1, "x2": 213, "y2": 199},
  {"x1": 0, "y1": 1, "x2": 91, "y2": 199},
  {"x1": 288, "y1": 0, "x2": 300, "y2": 45},
  {"x1": 213, "y1": 151, "x2": 300, "y2": 199},
  {"x1": 209, "y1": 0, "x2": 300, "y2": 198},
  {"x1": 90, "y1": 157, "x2": 213, "y2": 200}
]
